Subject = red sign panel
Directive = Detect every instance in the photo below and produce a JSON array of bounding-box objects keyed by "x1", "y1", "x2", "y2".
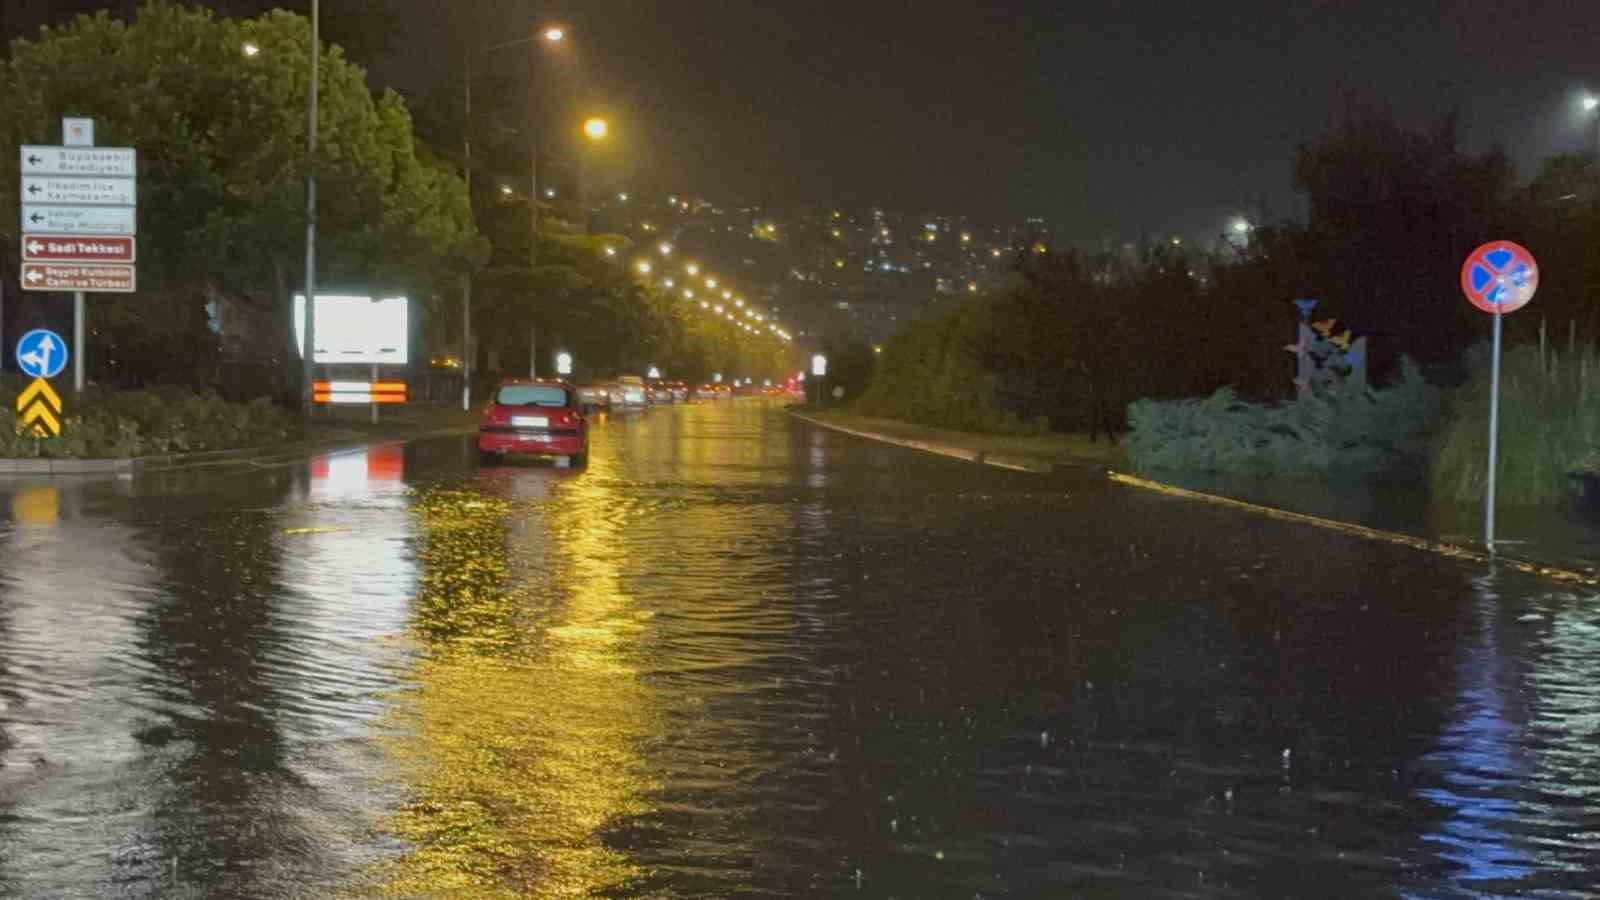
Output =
[
  {"x1": 1460, "y1": 240, "x2": 1538, "y2": 315},
  {"x1": 22, "y1": 234, "x2": 135, "y2": 263},
  {"x1": 20, "y1": 262, "x2": 136, "y2": 293}
]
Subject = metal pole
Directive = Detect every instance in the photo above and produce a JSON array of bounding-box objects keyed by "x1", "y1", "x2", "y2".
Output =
[
  {"x1": 529, "y1": 141, "x2": 539, "y2": 380},
  {"x1": 462, "y1": 56, "x2": 473, "y2": 411},
  {"x1": 73, "y1": 291, "x2": 84, "y2": 392},
  {"x1": 1485, "y1": 310, "x2": 1503, "y2": 551},
  {"x1": 302, "y1": 0, "x2": 319, "y2": 413},
  {"x1": 371, "y1": 362, "x2": 379, "y2": 424}
]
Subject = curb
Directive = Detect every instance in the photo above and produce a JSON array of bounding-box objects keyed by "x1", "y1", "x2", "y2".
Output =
[
  {"x1": 0, "y1": 425, "x2": 478, "y2": 478},
  {"x1": 790, "y1": 410, "x2": 1596, "y2": 588},
  {"x1": 1107, "y1": 471, "x2": 1598, "y2": 588},
  {"x1": 790, "y1": 412, "x2": 1056, "y2": 474}
]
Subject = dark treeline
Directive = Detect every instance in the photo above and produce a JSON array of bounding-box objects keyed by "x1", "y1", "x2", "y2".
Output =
[{"x1": 861, "y1": 114, "x2": 1600, "y2": 438}]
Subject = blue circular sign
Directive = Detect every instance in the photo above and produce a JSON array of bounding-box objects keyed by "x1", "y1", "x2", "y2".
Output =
[{"x1": 15, "y1": 329, "x2": 68, "y2": 379}]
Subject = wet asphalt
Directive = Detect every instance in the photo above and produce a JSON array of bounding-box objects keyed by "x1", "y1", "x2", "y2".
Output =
[{"x1": 1, "y1": 401, "x2": 1597, "y2": 898}]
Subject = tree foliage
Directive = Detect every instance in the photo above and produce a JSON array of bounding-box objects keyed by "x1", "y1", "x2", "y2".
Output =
[{"x1": 0, "y1": 2, "x2": 478, "y2": 396}]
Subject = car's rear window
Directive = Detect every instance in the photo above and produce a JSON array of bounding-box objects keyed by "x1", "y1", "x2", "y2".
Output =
[{"x1": 496, "y1": 385, "x2": 570, "y2": 407}]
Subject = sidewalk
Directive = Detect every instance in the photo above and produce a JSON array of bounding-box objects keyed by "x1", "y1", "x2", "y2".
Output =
[
  {"x1": 792, "y1": 409, "x2": 1125, "y2": 474},
  {"x1": 0, "y1": 404, "x2": 479, "y2": 476}
]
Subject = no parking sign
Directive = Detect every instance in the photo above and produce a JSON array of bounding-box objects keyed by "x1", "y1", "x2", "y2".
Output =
[{"x1": 1460, "y1": 240, "x2": 1538, "y2": 315}]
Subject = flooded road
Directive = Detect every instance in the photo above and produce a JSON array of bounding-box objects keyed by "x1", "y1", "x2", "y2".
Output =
[{"x1": 2, "y1": 401, "x2": 1599, "y2": 897}]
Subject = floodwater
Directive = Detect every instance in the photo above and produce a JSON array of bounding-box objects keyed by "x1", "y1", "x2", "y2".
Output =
[{"x1": 1, "y1": 402, "x2": 1598, "y2": 898}]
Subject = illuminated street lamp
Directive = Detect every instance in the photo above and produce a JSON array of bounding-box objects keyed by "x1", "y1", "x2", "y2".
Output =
[
  {"x1": 686, "y1": 263, "x2": 701, "y2": 276},
  {"x1": 658, "y1": 242, "x2": 674, "y2": 256},
  {"x1": 664, "y1": 278, "x2": 676, "y2": 288},
  {"x1": 635, "y1": 260, "x2": 652, "y2": 275},
  {"x1": 1582, "y1": 95, "x2": 1600, "y2": 157},
  {"x1": 1232, "y1": 218, "x2": 1252, "y2": 235},
  {"x1": 583, "y1": 117, "x2": 609, "y2": 141},
  {"x1": 242, "y1": 41, "x2": 261, "y2": 57},
  {"x1": 543, "y1": 26, "x2": 566, "y2": 43},
  {"x1": 706, "y1": 277, "x2": 718, "y2": 289}
]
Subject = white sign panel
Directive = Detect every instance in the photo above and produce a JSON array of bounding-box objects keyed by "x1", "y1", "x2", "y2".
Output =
[
  {"x1": 21, "y1": 145, "x2": 136, "y2": 177},
  {"x1": 62, "y1": 118, "x2": 94, "y2": 147},
  {"x1": 22, "y1": 204, "x2": 137, "y2": 235},
  {"x1": 22, "y1": 176, "x2": 136, "y2": 206},
  {"x1": 295, "y1": 295, "x2": 410, "y2": 365}
]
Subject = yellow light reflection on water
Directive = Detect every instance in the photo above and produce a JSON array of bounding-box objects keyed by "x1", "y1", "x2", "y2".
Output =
[
  {"x1": 359, "y1": 456, "x2": 659, "y2": 897},
  {"x1": 10, "y1": 485, "x2": 60, "y2": 526}
]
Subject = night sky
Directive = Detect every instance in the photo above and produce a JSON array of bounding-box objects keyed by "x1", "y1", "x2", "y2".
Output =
[{"x1": 20, "y1": 1, "x2": 1600, "y2": 244}]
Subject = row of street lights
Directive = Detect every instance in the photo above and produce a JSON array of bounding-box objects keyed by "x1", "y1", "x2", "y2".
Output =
[{"x1": 621, "y1": 246, "x2": 795, "y2": 343}]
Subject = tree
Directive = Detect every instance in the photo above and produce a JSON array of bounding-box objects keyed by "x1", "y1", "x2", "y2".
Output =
[
  {"x1": 1292, "y1": 113, "x2": 1519, "y2": 372},
  {"x1": 0, "y1": 3, "x2": 479, "y2": 398}
]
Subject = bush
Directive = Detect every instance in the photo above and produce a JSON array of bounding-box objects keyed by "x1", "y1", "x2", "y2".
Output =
[
  {"x1": 0, "y1": 384, "x2": 302, "y2": 459},
  {"x1": 1432, "y1": 341, "x2": 1600, "y2": 507},
  {"x1": 856, "y1": 302, "x2": 1049, "y2": 435},
  {"x1": 1126, "y1": 359, "x2": 1442, "y2": 478}
]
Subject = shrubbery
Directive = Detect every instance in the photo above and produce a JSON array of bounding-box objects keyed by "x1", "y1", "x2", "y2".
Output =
[
  {"x1": 854, "y1": 301, "x2": 1049, "y2": 435},
  {"x1": 1125, "y1": 360, "x2": 1442, "y2": 478},
  {"x1": 0, "y1": 384, "x2": 302, "y2": 459},
  {"x1": 1432, "y1": 342, "x2": 1600, "y2": 507}
]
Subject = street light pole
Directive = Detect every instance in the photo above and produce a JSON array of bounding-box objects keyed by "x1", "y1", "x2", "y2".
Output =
[
  {"x1": 462, "y1": 55, "x2": 474, "y2": 410},
  {"x1": 469, "y1": 26, "x2": 570, "y2": 381},
  {"x1": 302, "y1": 0, "x2": 319, "y2": 413}
]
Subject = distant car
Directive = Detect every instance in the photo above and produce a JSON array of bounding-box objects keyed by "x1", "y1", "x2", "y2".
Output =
[
  {"x1": 576, "y1": 383, "x2": 610, "y2": 411},
  {"x1": 670, "y1": 383, "x2": 689, "y2": 403},
  {"x1": 478, "y1": 379, "x2": 587, "y2": 467},
  {"x1": 605, "y1": 383, "x2": 628, "y2": 407},
  {"x1": 616, "y1": 375, "x2": 647, "y2": 408}
]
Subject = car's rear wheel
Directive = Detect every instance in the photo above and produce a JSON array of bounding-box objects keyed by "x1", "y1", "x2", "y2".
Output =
[{"x1": 478, "y1": 450, "x2": 501, "y2": 467}]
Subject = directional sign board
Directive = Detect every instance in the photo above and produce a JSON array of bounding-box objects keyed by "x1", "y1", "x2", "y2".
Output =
[
  {"x1": 21, "y1": 204, "x2": 136, "y2": 236},
  {"x1": 16, "y1": 329, "x2": 68, "y2": 379},
  {"x1": 21, "y1": 263, "x2": 136, "y2": 293},
  {"x1": 18, "y1": 136, "x2": 137, "y2": 300},
  {"x1": 22, "y1": 176, "x2": 136, "y2": 206},
  {"x1": 16, "y1": 378, "x2": 63, "y2": 437},
  {"x1": 22, "y1": 235, "x2": 135, "y2": 264},
  {"x1": 20, "y1": 145, "x2": 136, "y2": 177},
  {"x1": 1461, "y1": 240, "x2": 1538, "y2": 315}
]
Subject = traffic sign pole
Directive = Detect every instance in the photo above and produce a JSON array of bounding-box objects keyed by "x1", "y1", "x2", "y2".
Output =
[
  {"x1": 1486, "y1": 311, "x2": 1503, "y2": 548},
  {"x1": 18, "y1": 122, "x2": 138, "y2": 394},
  {"x1": 1460, "y1": 240, "x2": 1539, "y2": 555},
  {"x1": 74, "y1": 291, "x2": 85, "y2": 393}
]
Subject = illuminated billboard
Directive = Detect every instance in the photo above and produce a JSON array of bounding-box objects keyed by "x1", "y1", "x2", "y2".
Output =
[{"x1": 294, "y1": 294, "x2": 409, "y2": 365}]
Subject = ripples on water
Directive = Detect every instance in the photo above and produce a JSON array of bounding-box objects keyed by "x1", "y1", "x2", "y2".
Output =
[{"x1": 5, "y1": 406, "x2": 1600, "y2": 898}]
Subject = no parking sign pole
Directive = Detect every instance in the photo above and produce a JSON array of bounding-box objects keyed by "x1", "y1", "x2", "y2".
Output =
[{"x1": 1460, "y1": 240, "x2": 1539, "y2": 552}]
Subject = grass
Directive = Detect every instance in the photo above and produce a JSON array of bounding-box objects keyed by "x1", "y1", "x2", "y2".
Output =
[{"x1": 1433, "y1": 332, "x2": 1600, "y2": 507}]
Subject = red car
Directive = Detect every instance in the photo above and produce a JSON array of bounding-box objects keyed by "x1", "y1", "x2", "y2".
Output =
[{"x1": 478, "y1": 379, "x2": 588, "y2": 467}]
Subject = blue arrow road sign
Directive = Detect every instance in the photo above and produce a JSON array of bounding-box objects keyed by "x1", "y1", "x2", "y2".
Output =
[{"x1": 16, "y1": 328, "x2": 68, "y2": 379}]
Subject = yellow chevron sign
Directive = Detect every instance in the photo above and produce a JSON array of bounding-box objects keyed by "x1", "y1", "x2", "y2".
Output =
[{"x1": 17, "y1": 377, "x2": 63, "y2": 437}]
